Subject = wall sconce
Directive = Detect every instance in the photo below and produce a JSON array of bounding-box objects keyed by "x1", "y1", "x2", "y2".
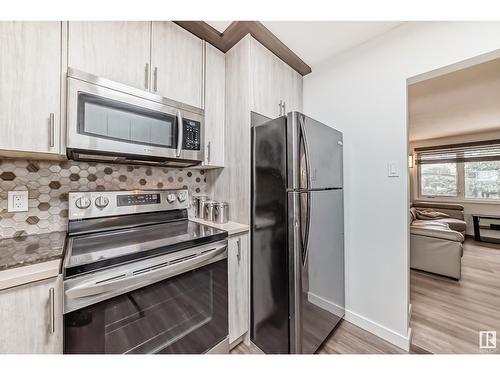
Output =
[{"x1": 408, "y1": 154, "x2": 413, "y2": 168}]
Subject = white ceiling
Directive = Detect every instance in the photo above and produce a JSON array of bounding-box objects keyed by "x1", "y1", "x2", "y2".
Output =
[
  {"x1": 409, "y1": 57, "x2": 500, "y2": 142},
  {"x1": 206, "y1": 21, "x2": 404, "y2": 68}
]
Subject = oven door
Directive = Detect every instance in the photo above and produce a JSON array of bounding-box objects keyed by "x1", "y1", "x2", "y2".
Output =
[
  {"x1": 66, "y1": 69, "x2": 204, "y2": 164},
  {"x1": 63, "y1": 241, "x2": 228, "y2": 354}
]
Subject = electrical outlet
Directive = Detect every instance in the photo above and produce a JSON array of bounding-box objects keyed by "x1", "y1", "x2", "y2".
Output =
[{"x1": 8, "y1": 190, "x2": 29, "y2": 212}]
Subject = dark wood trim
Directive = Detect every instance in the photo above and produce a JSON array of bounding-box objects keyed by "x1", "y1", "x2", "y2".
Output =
[{"x1": 174, "y1": 21, "x2": 312, "y2": 76}]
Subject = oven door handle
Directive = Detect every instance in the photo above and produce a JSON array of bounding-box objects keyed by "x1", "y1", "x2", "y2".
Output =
[{"x1": 65, "y1": 244, "x2": 227, "y2": 299}]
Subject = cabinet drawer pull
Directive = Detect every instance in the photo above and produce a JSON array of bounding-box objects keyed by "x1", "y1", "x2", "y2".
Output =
[
  {"x1": 153, "y1": 67, "x2": 158, "y2": 92},
  {"x1": 49, "y1": 113, "x2": 55, "y2": 148},
  {"x1": 49, "y1": 287, "x2": 55, "y2": 334},
  {"x1": 278, "y1": 100, "x2": 283, "y2": 116},
  {"x1": 145, "y1": 63, "x2": 149, "y2": 90},
  {"x1": 237, "y1": 238, "x2": 241, "y2": 262},
  {"x1": 207, "y1": 141, "x2": 211, "y2": 164},
  {"x1": 283, "y1": 101, "x2": 286, "y2": 115}
]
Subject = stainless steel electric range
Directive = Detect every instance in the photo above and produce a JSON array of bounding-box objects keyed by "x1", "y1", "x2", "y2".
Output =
[{"x1": 62, "y1": 189, "x2": 229, "y2": 354}]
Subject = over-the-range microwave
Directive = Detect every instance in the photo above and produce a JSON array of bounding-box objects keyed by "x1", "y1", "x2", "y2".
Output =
[{"x1": 66, "y1": 68, "x2": 204, "y2": 168}]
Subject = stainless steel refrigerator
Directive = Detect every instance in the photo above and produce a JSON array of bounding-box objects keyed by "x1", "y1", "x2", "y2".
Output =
[{"x1": 251, "y1": 111, "x2": 345, "y2": 354}]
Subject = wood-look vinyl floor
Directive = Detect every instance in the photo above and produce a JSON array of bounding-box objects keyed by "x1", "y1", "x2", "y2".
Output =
[
  {"x1": 410, "y1": 238, "x2": 500, "y2": 354},
  {"x1": 231, "y1": 320, "x2": 406, "y2": 354}
]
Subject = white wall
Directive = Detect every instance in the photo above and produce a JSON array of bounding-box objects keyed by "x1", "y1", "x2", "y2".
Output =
[{"x1": 303, "y1": 21, "x2": 500, "y2": 349}]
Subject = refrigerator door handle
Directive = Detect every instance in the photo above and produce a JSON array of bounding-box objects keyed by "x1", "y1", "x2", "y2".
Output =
[{"x1": 298, "y1": 115, "x2": 310, "y2": 190}]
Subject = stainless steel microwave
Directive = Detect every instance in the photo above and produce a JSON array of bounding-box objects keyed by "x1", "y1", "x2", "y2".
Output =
[{"x1": 66, "y1": 68, "x2": 204, "y2": 168}]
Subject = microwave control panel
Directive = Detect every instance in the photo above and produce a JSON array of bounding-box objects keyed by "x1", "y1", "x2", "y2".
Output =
[{"x1": 182, "y1": 119, "x2": 201, "y2": 151}]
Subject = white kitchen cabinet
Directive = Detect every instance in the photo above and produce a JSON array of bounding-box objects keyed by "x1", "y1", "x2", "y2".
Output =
[
  {"x1": 203, "y1": 42, "x2": 225, "y2": 168},
  {"x1": 280, "y1": 64, "x2": 303, "y2": 114},
  {"x1": 0, "y1": 276, "x2": 63, "y2": 354},
  {"x1": 0, "y1": 21, "x2": 62, "y2": 155},
  {"x1": 151, "y1": 22, "x2": 204, "y2": 108},
  {"x1": 228, "y1": 233, "x2": 250, "y2": 345},
  {"x1": 250, "y1": 37, "x2": 303, "y2": 119},
  {"x1": 250, "y1": 38, "x2": 283, "y2": 119},
  {"x1": 68, "y1": 21, "x2": 152, "y2": 90}
]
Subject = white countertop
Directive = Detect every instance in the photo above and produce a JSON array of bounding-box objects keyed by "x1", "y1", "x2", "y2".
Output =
[{"x1": 189, "y1": 217, "x2": 249, "y2": 236}]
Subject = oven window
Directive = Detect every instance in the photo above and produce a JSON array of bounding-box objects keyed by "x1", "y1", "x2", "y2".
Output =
[
  {"x1": 78, "y1": 93, "x2": 177, "y2": 149},
  {"x1": 64, "y1": 259, "x2": 227, "y2": 354}
]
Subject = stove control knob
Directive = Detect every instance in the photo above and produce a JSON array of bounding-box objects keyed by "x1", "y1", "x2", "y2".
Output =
[
  {"x1": 95, "y1": 196, "x2": 109, "y2": 208},
  {"x1": 178, "y1": 191, "x2": 187, "y2": 202},
  {"x1": 166, "y1": 193, "x2": 176, "y2": 203},
  {"x1": 75, "y1": 197, "x2": 91, "y2": 209}
]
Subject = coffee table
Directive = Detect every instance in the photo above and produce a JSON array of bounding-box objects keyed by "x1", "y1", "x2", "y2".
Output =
[{"x1": 472, "y1": 214, "x2": 500, "y2": 244}]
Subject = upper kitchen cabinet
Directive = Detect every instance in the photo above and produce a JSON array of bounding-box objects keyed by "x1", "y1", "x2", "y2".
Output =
[
  {"x1": 0, "y1": 21, "x2": 62, "y2": 155},
  {"x1": 203, "y1": 42, "x2": 225, "y2": 168},
  {"x1": 250, "y1": 38, "x2": 303, "y2": 118},
  {"x1": 68, "y1": 21, "x2": 152, "y2": 90},
  {"x1": 151, "y1": 22, "x2": 204, "y2": 108}
]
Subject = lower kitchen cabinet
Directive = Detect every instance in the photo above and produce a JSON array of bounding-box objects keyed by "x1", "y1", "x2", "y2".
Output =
[
  {"x1": 228, "y1": 233, "x2": 250, "y2": 345},
  {"x1": 0, "y1": 276, "x2": 63, "y2": 354}
]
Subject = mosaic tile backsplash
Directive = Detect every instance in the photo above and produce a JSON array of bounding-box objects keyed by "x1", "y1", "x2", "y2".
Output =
[{"x1": 0, "y1": 158, "x2": 207, "y2": 238}]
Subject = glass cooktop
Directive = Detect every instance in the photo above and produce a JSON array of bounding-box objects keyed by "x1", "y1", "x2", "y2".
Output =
[{"x1": 64, "y1": 220, "x2": 227, "y2": 277}]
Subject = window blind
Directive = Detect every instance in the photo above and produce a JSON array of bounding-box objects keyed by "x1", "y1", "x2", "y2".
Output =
[{"x1": 415, "y1": 140, "x2": 500, "y2": 164}]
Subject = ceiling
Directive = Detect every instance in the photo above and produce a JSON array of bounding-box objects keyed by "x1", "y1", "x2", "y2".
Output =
[
  {"x1": 408, "y1": 57, "x2": 500, "y2": 142},
  {"x1": 206, "y1": 21, "x2": 404, "y2": 68}
]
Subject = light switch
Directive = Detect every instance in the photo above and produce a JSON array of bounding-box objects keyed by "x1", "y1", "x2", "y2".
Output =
[
  {"x1": 8, "y1": 190, "x2": 29, "y2": 212},
  {"x1": 387, "y1": 162, "x2": 399, "y2": 177}
]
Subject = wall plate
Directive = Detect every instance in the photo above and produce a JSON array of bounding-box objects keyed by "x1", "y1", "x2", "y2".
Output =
[{"x1": 8, "y1": 190, "x2": 29, "y2": 212}]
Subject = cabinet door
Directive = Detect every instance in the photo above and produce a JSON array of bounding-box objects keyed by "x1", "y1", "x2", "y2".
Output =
[
  {"x1": 0, "y1": 276, "x2": 63, "y2": 354},
  {"x1": 250, "y1": 38, "x2": 282, "y2": 119},
  {"x1": 0, "y1": 21, "x2": 61, "y2": 154},
  {"x1": 281, "y1": 64, "x2": 303, "y2": 114},
  {"x1": 68, "y1": 21, "x2": 151, "y2": 90},
  {"x1": 228, "y1": 233, "x2": 250, "y2": 344},
  {"x1": 204, "y1": 43, "x2": 225, "y2": 168},
  {"x1": 151, "y1": 22, "x2": 204, "y2": 108}
]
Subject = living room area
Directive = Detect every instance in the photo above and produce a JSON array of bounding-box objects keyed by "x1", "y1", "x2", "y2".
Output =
[{"x1": 407, "y1": 56, "x2": 500, "y2": 353}]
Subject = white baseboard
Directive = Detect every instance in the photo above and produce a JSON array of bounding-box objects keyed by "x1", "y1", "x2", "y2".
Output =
[
  {"x1": 344, "y1": 309, "x2": 411, "y2": 351},
  {"x1": 307, "y1": 292, "x2": 345, "y2": 317}
]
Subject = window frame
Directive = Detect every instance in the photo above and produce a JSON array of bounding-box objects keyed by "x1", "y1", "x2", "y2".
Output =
[{"x1": 417, "y1": 161, "x2": 500, "y2": 204}]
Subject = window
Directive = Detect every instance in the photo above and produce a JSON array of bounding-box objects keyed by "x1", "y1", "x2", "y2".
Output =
[
  {"x1": 464, "y1": 160, "x2": 500, "y2": 200},
  {"x1": 416, "y1": 140, "x2": 500, "y2": 201},
  {"x1": 420, "y1": 163, "x2": 457, "y2": 197}
]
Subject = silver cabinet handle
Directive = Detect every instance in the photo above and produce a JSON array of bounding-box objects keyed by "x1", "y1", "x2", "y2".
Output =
[
  {"x1": 145, "y1": 63, "x2": 149, "y2": 90},
  {"x1": 207, "y1": 141, "x2": 211, "y2": 164},
  {"x1": 49, "y1": 113, "x2": 55, "y2": 148},
  {"x1": 283, "y1": 101, "x2": 286, "y2": 115},
  {"x1": 237, "y1": 238, "x2": 241, "y2": 263},
  {"x1": 153, "y1": 67, "x2": 158, "y2": 92},
  {"x1": 49, "y1": 287, "x2": 55, "y2": 334},
  {"x1": 176, "y1": 110, "x2": 183, "y2": 157},
  {"x1": 278, "y1": 100, "x2": 283, "y2": 116}
]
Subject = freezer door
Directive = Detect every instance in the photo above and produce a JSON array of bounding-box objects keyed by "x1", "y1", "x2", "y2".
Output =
[
  {"x1": 288, "y1": 189, "x2": 345, "y2": 353},
  {"x1": 287, "y1": 112, "x2": 343, "y2": 190},
  {"x1": 251, "y1": 115, "x2": 290, "y2": 354}
]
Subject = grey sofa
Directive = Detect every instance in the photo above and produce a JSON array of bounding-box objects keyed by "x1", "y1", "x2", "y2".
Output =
[{"x1": 410, "y1": 203, "x2": 466, "y2": 280}]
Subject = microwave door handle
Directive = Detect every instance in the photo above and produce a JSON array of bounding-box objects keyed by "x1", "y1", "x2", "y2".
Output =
[
  {"x1": 65, "y1": 245, "x2": 227, "y2": 299},
  {"x1": 176, "y1": 110, "x2": 183, "y2": 157}
]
